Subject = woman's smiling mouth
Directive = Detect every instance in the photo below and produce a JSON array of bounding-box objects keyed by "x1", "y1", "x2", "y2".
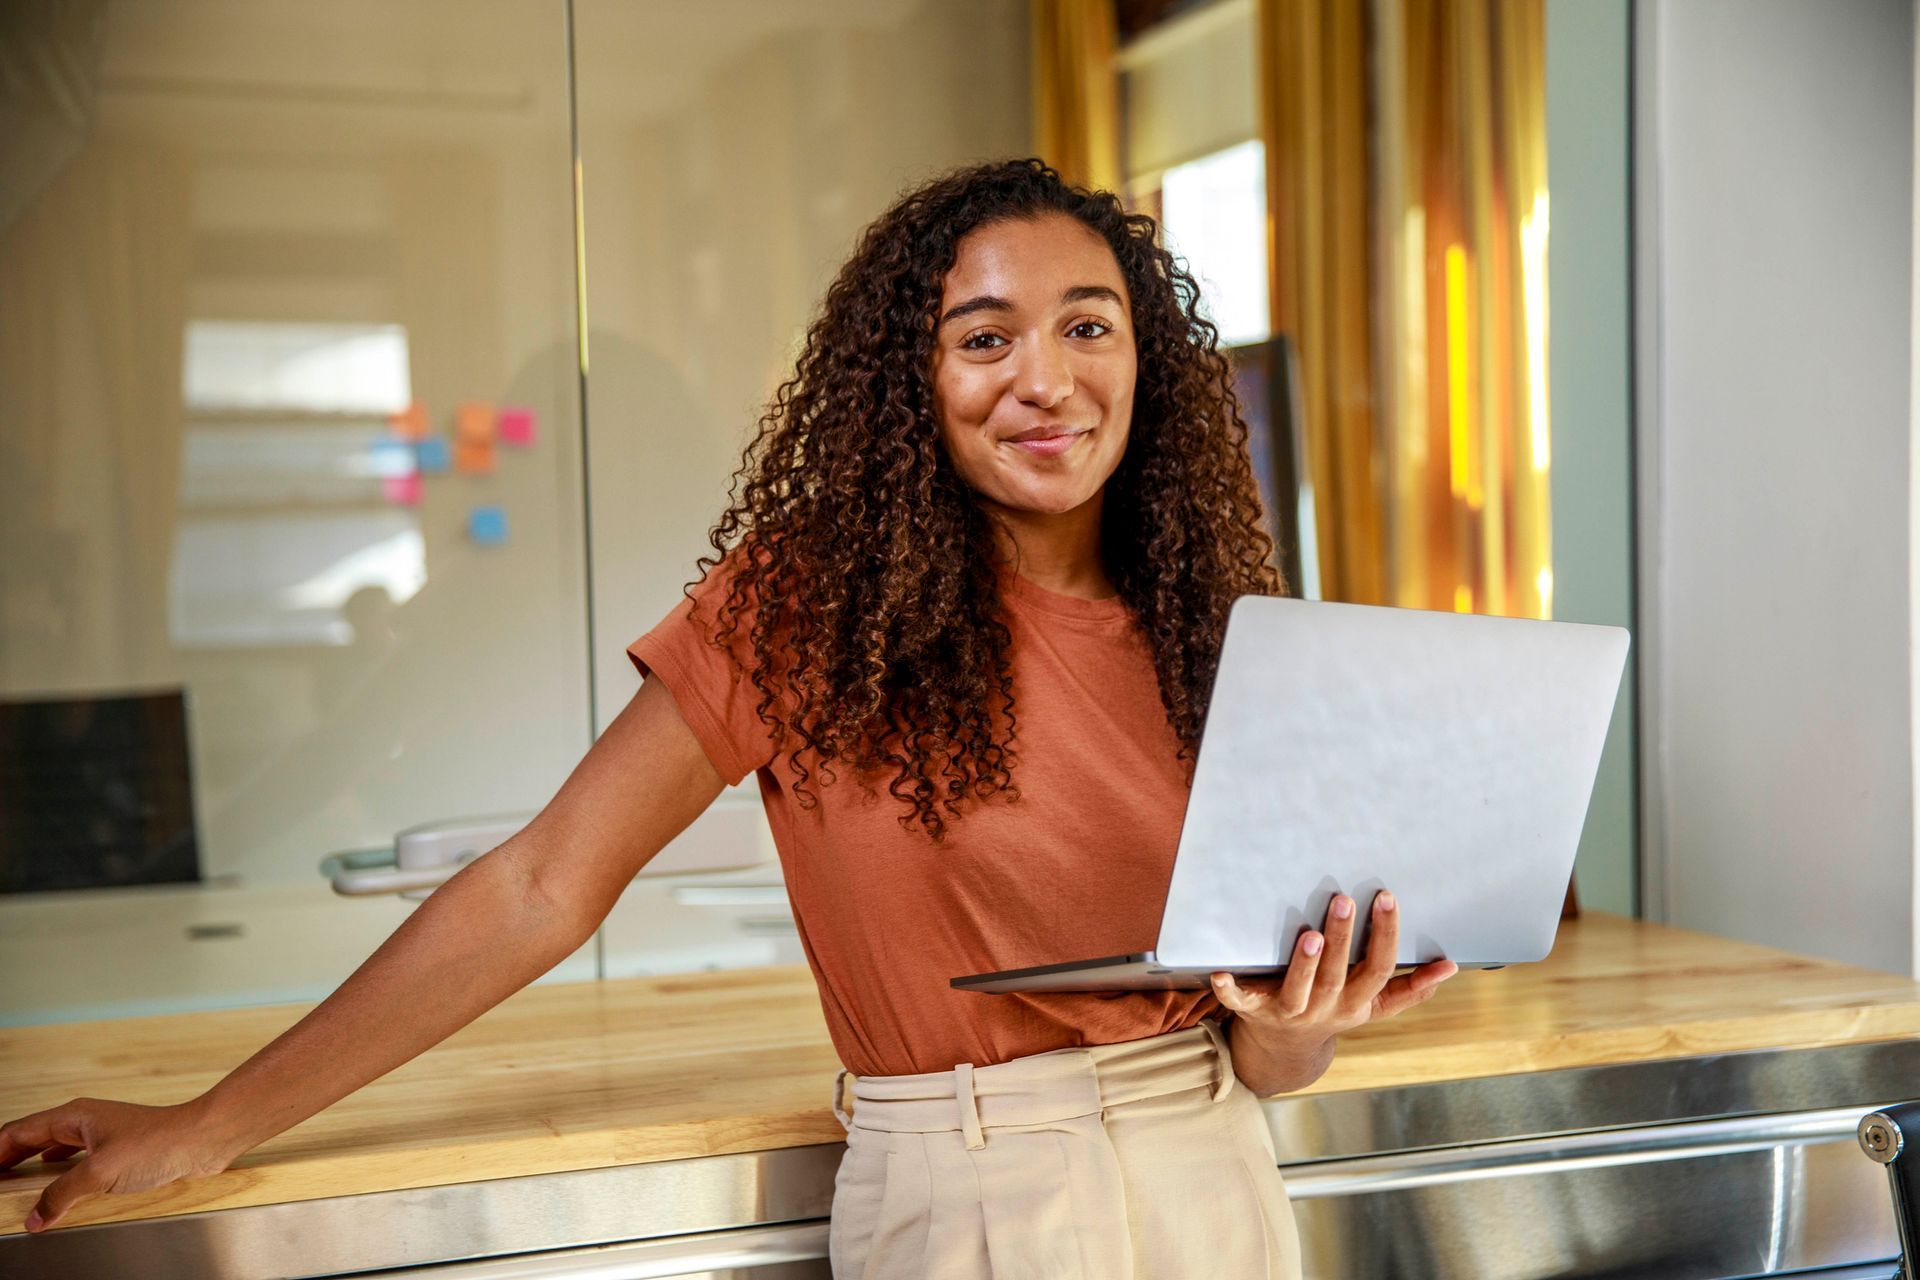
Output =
[{"x1": 1003, "y1": 424, "x2": 1091, "y2": 457}]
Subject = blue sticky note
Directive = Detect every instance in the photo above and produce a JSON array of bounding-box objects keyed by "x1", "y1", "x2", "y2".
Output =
[
  {"x1": 415, "y1": 435, "x2": 451, "y2": 474},
  {"x1": 467, "y1": 504, "x2": 508, "y2": 546}
]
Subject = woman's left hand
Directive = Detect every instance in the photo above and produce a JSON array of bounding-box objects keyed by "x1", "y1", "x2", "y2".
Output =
[{"x1": 1208, "y1": 889, "x2": 1458, "y2": 1049}]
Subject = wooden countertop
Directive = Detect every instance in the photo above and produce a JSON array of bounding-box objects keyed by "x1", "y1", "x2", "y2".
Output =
[{"x1": 6, "y1": 911, "x2": 1920, "y2": 1235}]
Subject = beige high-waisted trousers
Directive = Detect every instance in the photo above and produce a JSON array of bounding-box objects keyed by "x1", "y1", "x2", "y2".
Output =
[{"x1": 827, "y1": 1017, "x2": 1304, "y2": 1279}]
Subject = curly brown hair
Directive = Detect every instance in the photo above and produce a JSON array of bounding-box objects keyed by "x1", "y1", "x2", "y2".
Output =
[{"x1": 693, "y1": 157, "x2": 1285, "y2": 838}]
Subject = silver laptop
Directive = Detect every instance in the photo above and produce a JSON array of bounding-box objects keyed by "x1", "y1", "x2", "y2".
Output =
[{"x1": 951, "y1": 595, "x2": 1630, "y2": 993}]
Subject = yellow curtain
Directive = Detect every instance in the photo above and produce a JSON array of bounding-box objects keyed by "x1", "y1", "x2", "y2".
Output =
[
  {"x1": 1030, "y1": 0, "x2": 1122, "y2": 193},
  {"x1": 1378, "y1": 0, "x2": 1550, "y2": 618},
  {"x1": 1255, "y1": 0, "x2": 1549, "y2": 617},
  {"x1": 1255, "y1": 0, "x2": 1385, "y2": 605}
]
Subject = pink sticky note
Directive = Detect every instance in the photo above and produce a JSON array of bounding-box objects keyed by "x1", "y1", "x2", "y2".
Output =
[
  {"x1": 498, "y1": 406, "x2": 537, "y2": 446},
  {"x1": 383, "y1": 473, "x2": 422, "y2": 506}
]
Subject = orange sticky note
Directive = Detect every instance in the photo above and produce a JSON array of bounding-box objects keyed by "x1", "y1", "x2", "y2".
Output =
[
  {"x1": 388, "y1": 400, "x2": 430, "y2": 441},
  {"x1": 455, "y1": 401, "x2": 495, "y2": 443},
  {"x1": 454, "y1": 436, "x2": 495, "y2": 474}
]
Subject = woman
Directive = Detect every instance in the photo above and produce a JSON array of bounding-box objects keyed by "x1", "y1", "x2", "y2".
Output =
[{"x1": 4, "y1": 159, "x2": 1456, "y2": 1275}]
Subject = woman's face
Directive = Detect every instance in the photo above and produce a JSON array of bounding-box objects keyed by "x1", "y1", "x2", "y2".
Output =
[{"x1": 929, "y1": 212, "x2": 1136, "y2": 520}]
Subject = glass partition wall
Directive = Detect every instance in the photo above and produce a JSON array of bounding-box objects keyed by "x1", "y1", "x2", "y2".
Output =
[
  {"x1": 572, "y1": 0, "x2": 1032, "y2": 979},
  {"x1": 0, "y1": 0, "x2": 1031, "y2": 1024}
]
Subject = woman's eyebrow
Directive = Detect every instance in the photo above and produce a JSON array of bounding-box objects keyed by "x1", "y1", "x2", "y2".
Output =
[
  {"x1": 938, "y1": 284, "x2": 1125, "y2": 329},
  {"x1": 1061, "y1": 284, "x2": 1124, "y2": 308},
  {"x1": 938, "y1": 294, "x2": 1012, "y2": 327}
]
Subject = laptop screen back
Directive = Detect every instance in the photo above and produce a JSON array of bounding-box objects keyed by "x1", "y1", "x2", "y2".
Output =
[{"x1": 1152, "y1": 597, "x2": 1629, "y2": 969}]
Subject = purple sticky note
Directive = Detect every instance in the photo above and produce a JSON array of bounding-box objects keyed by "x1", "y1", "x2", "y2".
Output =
[
  {"x1": 383, "y1": 473, "x2": 422, "y2": 506},
  {"x1": 498, "y1": 406, "x2": 537, "y2": 446}
]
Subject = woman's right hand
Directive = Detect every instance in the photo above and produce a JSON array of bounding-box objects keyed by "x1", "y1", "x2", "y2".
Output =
[{"x1": 2, "y1": 1096, "x2": 236, "y2": 1233}]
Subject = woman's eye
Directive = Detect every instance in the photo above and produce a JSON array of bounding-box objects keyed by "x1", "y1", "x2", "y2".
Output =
[
  {"x1": 1069, "y1": 320, "x2": 1112, "y2": 339},
  {"x1": 961, "y1": 332, "x2": 1007, "y2": 350}
]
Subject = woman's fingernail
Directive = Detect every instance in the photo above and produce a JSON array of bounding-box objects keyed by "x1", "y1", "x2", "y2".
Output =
[
  {"x1": 1303, "y1": 933, "x2": 1323, "y2": 956},
  {"x1": 26, "y1": 1209, "x2": 43, "y2": 1231},
  {"x1": 1380, "y1": 892, "x2": 1397, "y2": 913},
  {"x1": 1333, "y1": 896, "x2": 1353, "y2": 919}
]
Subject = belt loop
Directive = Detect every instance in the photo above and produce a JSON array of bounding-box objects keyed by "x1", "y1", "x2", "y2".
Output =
[
  {"x1": 954, "y1": 1061, "x2": 986, "y2": 1149},
  {"x1": 831, "y1": 1068, "x2": 855, "y2": 1132},
  {"x1": 1200, "y1": 1019, "x2": 1233, "y2": 1102}
]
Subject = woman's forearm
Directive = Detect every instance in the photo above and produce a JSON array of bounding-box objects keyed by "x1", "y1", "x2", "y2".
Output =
[
  {"x1": 1226, "y1": 1015, "x2": 1337, "y2": 1098},
  {"x1": 189, "y1": 840, "x2": 590, "y2": 1162}
]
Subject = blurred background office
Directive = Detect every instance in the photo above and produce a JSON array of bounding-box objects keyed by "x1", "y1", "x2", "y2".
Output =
[{"x1": 0, "y1": 0, "x2": 1911, "y2": 1025}]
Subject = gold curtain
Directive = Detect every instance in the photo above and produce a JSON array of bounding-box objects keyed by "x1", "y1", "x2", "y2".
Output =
[
  {"x1": 1255, "y1": 0, "x2": 1549, "y2": 617},
  {"x1": 1255, "y1": 0, "x2": 1384, "y2": 604},
  {"x1": 1379, "y1": 0, "x2": 1550, "y2": 618},
  {"x1": 1030, "y1": 0, "x2": 1122, "y2": 193}
]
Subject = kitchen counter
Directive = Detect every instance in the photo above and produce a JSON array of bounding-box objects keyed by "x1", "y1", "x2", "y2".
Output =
[{"x1": 4, "y1": 910, "x2": 1920, "y2": 1248}]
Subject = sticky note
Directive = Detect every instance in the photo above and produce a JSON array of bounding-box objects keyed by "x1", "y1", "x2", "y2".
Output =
[
  {"x1": 414, "y1": 435, "x2": 451, "y2": 474},
  {"x1": 455, "y1": 401, "x2": 495, "y2": 442},
  {"x1": 498, "y1": 406, "x2": 537, "y2": 446},
  {"x1": 467, "y1": 504, "x2": 508, "y2": 546},
  {"x1": 454, "y1": 436, "x2": 495, "y2": 475},
  {"x1": 383, "y1": 474, "x2": 422, "y2": 506},
  {"x1": 388, "y1": 400, "x2": 430, "y2": 441},
  {"x1": 369, "y1": 436, "x2": 416, "y2": 479}
]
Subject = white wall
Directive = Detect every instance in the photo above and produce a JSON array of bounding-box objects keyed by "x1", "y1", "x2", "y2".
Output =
[
  {"x1": 1904, "y1": 0, "x2": 1920, "y2": 982},
  {"x1": 1636, "y1": 0, "x2": 1916, "y2": 973},
  {"x1": 1911, "y1": 0, "x2": 1920, "y2": 980}
]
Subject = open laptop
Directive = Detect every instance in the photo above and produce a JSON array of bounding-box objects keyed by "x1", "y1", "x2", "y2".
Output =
[{"x1": 951, "y1": 595, "x2": 1630, "y2": 993}]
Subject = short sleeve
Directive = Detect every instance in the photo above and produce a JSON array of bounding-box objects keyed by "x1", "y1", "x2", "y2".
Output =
[{"x1": 626, "y1": 559, "x2": 781, "y2": 787}]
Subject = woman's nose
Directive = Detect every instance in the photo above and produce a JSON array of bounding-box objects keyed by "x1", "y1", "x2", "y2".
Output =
[{"x1": 1013, "y1": 336, "x2": 1074, "y2": 409}]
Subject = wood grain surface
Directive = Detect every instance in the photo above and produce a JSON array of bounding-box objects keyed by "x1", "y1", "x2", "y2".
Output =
[{"x1": 5, "y1": 910, "x2": 1919, "y2": 1235}]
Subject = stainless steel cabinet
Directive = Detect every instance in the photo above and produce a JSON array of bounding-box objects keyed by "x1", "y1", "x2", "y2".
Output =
[{"x1": 6, "y1": 1040, "x2": 1913, "y2": 1279}]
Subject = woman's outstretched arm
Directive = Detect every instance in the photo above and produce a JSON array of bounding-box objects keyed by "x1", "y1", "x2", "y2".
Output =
[{"x1": 4, "y1": 676, "x2": 725, "y2": 1232}]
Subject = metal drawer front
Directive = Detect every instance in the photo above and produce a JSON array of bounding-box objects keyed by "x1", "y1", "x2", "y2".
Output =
[
  {"x1": 0, "y1": 1145, "x2": 842, "y2": 1280},
  {"x1": 1282, "y1": 1124, "x2": 1896, "y2": 1278}
]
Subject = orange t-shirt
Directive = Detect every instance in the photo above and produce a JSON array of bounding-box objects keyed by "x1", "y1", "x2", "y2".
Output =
[{"x1": 626, "y1": 563, "x2": 1233, "y2": 1078}]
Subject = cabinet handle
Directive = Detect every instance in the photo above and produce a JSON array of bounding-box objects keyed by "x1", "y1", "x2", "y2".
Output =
[
  {"x1": 1281, "y1": 1105, "x2": 1880, "y2": 1199},
  {"x1": 354, "y1": 1221, "x2": 828, "y2": 1277}
]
